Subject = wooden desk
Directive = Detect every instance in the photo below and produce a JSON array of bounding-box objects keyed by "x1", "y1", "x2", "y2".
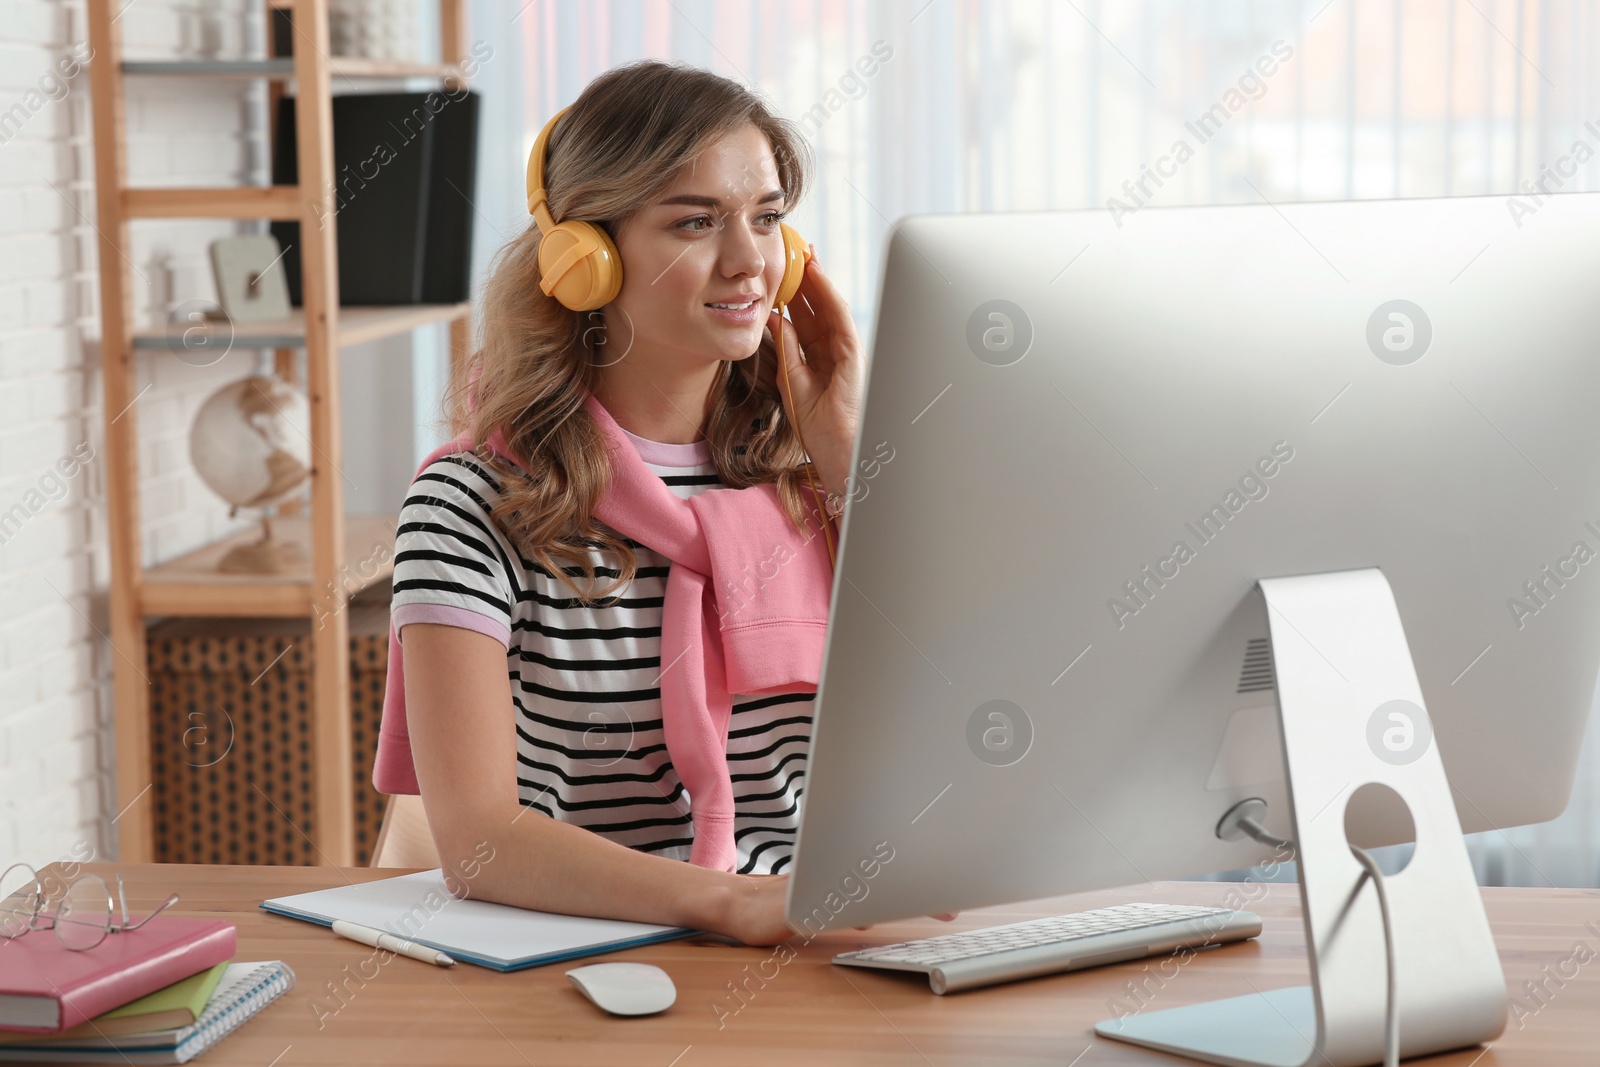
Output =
[{"x1": 48, "y1": 864, "x2": 1600, "y2": 1066}]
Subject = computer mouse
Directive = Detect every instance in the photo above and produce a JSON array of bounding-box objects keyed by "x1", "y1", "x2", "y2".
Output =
[{"x1": 565, "y1": 962, "x2": 677, "y2": 1016}]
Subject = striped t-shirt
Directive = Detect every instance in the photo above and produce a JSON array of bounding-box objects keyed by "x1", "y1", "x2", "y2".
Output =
[{"x1": 390, "y1": 427, "x2": 813, "y2": 875}]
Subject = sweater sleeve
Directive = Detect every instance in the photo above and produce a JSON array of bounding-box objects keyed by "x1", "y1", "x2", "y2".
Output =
[{"x1": 391, "y1": 454, "x2": 517, "y2": 649}]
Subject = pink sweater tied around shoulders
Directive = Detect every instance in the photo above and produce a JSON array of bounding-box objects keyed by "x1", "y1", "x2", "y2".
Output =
[{"x1": 373, "y1": 389, "x2": 835, "y2": 872}]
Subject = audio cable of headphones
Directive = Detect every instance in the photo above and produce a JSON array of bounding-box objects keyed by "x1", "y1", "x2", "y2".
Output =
[{"x1": 773, "y1": 299, "x2": 838, "y2": 569}]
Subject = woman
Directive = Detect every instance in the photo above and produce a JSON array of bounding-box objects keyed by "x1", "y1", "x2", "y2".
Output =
[{"x1": 389, "y1": 60, "x2": 862, "y2": 947}]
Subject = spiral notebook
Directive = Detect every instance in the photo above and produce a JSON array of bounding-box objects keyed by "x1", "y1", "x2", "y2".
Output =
[{"x1": 0, "y1": 962, "x2": 296, "y2": 1064}]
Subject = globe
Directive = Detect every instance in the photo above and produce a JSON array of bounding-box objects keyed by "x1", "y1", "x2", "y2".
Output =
[
  {"x1": 190, "y1": 375, "x2": 310, "y2": 508},
  {"x1": 188, "y1": 375, "x2": 311, "y2": 573}
]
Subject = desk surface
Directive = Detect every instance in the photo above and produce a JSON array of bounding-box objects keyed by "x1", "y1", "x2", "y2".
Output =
[{"x1": 42, "y1": 863, "x2": 1600, "y2": 1066}]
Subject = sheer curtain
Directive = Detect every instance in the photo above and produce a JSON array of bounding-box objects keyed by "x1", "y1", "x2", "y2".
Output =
[{"x1": 462, "y1": 0, "x2": 1600, "y2": 887}]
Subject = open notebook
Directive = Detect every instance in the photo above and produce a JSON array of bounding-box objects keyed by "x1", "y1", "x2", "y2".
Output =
[
  {"x1": 261, "y1": 870, "x2": 696, "y2": 971},
  {"x1": 0, "y1": 962, "x2": 294, "y2": 1065}
]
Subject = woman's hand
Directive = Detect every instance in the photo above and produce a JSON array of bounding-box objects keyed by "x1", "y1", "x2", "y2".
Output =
[
  {"x1": 708, "y1": 868, "x2": 961, "y2": 945},
  {"x1": 715, "y1": 872, "x2": 796, "y2": 946},
  {"x1": 768, "y1": 248, "x2": 865, "y2": 500},
  {"x1": 853, "y1": 911, "x2": 961, "y2": 931}
]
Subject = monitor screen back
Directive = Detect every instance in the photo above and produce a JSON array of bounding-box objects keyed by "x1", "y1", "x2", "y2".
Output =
[{"x1": 787, "y1": 193, "x2": 1600, "y2": 927}]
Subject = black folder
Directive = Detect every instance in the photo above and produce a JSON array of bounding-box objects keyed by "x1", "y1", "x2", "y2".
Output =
[
  {"x1": 420, "y1": 91, "x2": 479, "y2": 304},
  {"x1": 272, "y1": 91, "x2": 479, "y2": 306}
]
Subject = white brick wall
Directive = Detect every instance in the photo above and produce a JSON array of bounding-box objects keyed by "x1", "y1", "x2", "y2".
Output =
[{"x1": 0, "y1": 0, "x2": 269, "y2": 866}]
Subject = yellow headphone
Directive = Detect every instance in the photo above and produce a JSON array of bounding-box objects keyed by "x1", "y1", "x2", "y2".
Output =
[
  {"x1": 526, "y1": 105, "x2": 810, "y2": 311},
  {"x1": 526, "y1": 105, "x2": 837, "y2": 565}
]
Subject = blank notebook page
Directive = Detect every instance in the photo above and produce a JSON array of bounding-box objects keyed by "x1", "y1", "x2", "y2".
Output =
[{"x1": 260, "y1": 870, "x2": 692, "y2": 971}]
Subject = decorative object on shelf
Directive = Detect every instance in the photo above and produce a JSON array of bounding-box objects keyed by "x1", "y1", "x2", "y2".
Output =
[
  {"x1": 329, "y1": 0, "x2": 421, "y2": 62},
  {"x1": 188, "y1": 376, "x2": 311, "y2": 574},
  {"x1": 208, "y1": 235, "x2": 292, "y2": 324}
]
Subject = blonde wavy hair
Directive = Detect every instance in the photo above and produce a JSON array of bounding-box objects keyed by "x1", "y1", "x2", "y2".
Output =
[{"x1": 444, "y1": 59, "x2": 822, "y2": 605}]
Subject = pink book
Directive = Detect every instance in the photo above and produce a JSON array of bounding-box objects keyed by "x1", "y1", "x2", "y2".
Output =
[{"x1": 0, "y1": 917, "x2": 236, "y2": 1033}]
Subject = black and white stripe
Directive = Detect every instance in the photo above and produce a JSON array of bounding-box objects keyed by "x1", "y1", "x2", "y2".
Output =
[{"x1": 393, "y1": 450, "x2": 812, "y2": 874}]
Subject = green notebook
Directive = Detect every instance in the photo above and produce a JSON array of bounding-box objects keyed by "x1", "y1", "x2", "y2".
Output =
[{"x1": 5, "y1": 963, "x2": 229, "y2": 1042}]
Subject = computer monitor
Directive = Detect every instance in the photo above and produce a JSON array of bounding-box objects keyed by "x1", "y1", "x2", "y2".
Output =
[{"x1": 785, "y1": 191, "x2": 1600, "y2": 1064}]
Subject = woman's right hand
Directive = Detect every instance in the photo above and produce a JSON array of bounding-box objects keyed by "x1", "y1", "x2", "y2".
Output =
[
  {"x1": 716, "y1": 872, "x2": 796, "y2": 946},
  {"x1": 712, "y1": 872, "x2": 961, "y2": 944}
]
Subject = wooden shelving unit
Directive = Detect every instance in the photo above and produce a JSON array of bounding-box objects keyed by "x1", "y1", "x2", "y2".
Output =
[{"x1": 87, "y1": 0, "x2": 473, "y2": 865}]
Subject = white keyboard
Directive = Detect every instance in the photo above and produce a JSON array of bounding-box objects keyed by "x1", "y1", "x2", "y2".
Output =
[{"x1": 833, "y1": 902, "x2": 1262, "y2": 994}]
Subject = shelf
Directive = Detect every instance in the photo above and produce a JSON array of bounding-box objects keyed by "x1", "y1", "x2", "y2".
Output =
[
  {"x1": 131, "y1": 303, "x2": 471, "y2": 351},
  {"x1": 122, "y1": 58, "x2": 294, "y2": 77},
  {"x1": 330, "y1": 57, "x2": 464, "y2": 80},
  {"x1": 122, "y1": 58, "x2": 462, "y2": 80},
  {"x1": 142, "y1": 514, "x2": 399, "y2": 617},
  {"x1": 125, "y1": 186, "x2": 301, "y2": 219},
  {"x1": 334, "y1": 303, "x2": 472, "y2": 345}
]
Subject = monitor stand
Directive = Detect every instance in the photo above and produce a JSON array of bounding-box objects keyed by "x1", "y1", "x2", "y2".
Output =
[{"x1": 1095, "y1": 568, "x2": 1508, "y2": 1067}]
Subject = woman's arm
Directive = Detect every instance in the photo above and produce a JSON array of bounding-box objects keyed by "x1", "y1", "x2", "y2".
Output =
[{"x1": 402, "y1": 621, "x2": 793, "y2": 945}]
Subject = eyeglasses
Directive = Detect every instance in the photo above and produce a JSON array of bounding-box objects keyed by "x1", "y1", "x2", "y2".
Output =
[{"x1": 0, "y1": 863, "x2": 181, "y2": 951}]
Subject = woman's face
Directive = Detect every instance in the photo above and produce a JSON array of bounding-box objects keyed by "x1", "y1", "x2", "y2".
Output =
[{"x1": 604, "y1": 122, "x2": 788, "y2": 372}]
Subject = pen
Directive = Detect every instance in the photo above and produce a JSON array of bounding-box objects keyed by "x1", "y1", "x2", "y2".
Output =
[{"x1": 331, "y1": 919, "x2": 456, "y2": 967}]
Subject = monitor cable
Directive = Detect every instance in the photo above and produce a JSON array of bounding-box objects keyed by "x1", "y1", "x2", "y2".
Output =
[{"x1": 1220, "y1": 801, "x2": 1398, "y2": 1067}]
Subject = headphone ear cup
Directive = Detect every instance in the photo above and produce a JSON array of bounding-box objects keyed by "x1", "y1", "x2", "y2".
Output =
[
  {"x1": 537, "y1": 220, "x2": 623, "y2": 311},
  {"x1": 775, "y1": 222, "x2": 809, "y2": 307}
]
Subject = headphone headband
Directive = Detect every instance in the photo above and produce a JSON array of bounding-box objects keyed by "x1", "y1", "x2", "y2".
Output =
[{"x1": 525, "y1": 104, "x2": 571, "y2": 230}]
